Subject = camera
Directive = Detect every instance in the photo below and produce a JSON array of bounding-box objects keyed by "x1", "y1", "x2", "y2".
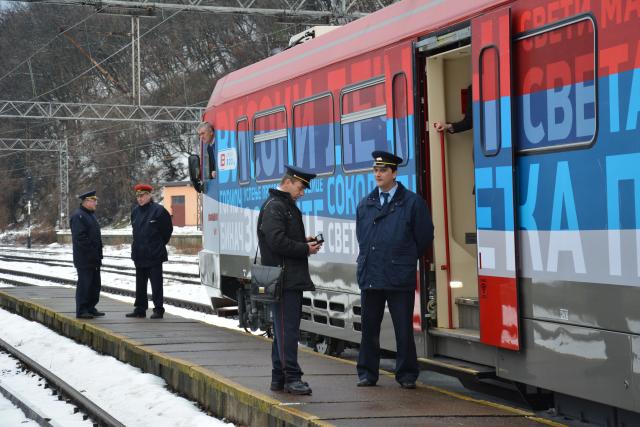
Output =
[{"x1": 314, "y1": 233, "x2": 324, "y2": 244}]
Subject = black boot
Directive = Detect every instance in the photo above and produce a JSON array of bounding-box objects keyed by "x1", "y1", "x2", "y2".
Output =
[
  {"x1": 150, "y1": 308, "x2": 164, "y2": 319},
  {"x1": 125, "y1": 310, "x2": 146, "y2": 318},
  {"x1": 284, "y1": 380, "x2": 312, "y2": 395}
]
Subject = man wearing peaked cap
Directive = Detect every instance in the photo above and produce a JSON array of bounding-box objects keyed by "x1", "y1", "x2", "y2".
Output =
[
  {"x1": 371, "y1": 150, "x2": 403, "y2": 168},
  {"x1": 126, "y1": 183, "x2": 173, "y2": 319},
  {"x1": 257, "y1": 164, "x2": 321, "y2": 395},
  {"x1": 69, "y1": 190, "x2": 104, "y2": 319},
  {"x1": 355, "y1": 150, "x2": 434, "y2": 389},
  {"x1": 284, "y1": 165, "x2": 316, "y2": 189},
  {"x1": 134, "y1": 183, "x2": 153, "y2": 193},
  {"x1": 78, "y1": 190, "x2": 97, "y2": 199}
]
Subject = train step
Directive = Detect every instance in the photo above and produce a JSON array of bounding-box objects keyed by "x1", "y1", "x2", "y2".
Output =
[{"x1": 418, "y1": 355, "x2": 496, "y2": 380}]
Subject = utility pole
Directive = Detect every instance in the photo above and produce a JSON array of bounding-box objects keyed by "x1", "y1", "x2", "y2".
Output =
[
  {"x1": 26, "y1": 174, "x2": 33, "y2": 249},
  {"x1": 131, "y1": 16, "x2": 141, "y2": 105}
]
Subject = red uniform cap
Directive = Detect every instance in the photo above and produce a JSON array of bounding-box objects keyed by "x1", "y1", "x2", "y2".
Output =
[{"x1": 134, "y1": 184, "x2": 153, "y2": 193}]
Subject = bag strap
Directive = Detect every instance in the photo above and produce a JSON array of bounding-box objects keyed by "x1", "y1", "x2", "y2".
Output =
[{"x1": 254, "y1": 197, "x2": 285, "y2": 267}]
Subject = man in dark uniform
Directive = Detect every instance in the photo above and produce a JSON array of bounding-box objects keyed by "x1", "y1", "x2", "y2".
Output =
[
  {"x1": 258, "y1": 165, "x2": 322, "y2": 395},
  {"x1": 126, "y1": 184, "x2": 173, "y2": 319},
  {"x1": 69, "y1": 190, "x2": 104, "y2": 319},
  {"x1": 197, "y1": 121, "x2": 216, "y2": 179},
  {"x1": 355, "y1": 151, "x2": 434, "y2": 389}
]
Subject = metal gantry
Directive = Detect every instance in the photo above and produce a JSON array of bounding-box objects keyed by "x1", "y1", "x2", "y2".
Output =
[
  {"x1": 0, "y1": 100, "x2": 203, "y2": 123},
  {"x1": 4, "y1": 0, "x2": 370, "y2": 22},
  {"x1": 0, "y1": 138, "x2": 69, "y2": 229}
]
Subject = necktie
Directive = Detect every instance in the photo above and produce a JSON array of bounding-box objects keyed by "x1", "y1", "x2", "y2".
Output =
[{"x1": 381, "y1": 192, "x2": 390, "y2": 206}]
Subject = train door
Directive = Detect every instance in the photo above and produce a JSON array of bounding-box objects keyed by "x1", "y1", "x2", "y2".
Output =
[
  {"x1": 418, "y1": 26, "x2": 480, "y2": 342},
  {"x1": 471, "y1": 7, "x2": 520, "y2": 350},
  {"x1": 199, "y1": 131, "x2": 222, "y2": 303},
  {"x1": 416, "y1": 9, "x2": 520, "y2": 363},
  {"x1": 202, "y1": 136, "x2": 221, "y2": 254}
]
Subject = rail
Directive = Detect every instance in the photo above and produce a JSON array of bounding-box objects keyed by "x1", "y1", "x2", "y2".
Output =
[{"x1": 0, "y1": 337, "x2": 125, "y2": 427}]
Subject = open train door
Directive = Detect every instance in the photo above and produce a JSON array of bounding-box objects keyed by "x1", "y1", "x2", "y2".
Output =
[{"x1": 471, "y1": 7, "x2": 520, "y2": 350}]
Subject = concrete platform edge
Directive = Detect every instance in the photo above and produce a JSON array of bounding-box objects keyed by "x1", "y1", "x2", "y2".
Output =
[{"x1": 0, "y1": 290, "x2": 333, "y2": 427}]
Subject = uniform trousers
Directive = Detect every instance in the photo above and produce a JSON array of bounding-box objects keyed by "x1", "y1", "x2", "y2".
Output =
[
  {"x1": 133, "y1": 264, "x2": 164, "y2": 313},
  {"x1": 271, "y1": 290, "x2": 303, "y2": 384},
  {"x1": 357, "y1": 289, "x2": 418, "y2": 383},
  {"x1": 76, "y1": 267, "x2": 101, "y2": 315}
]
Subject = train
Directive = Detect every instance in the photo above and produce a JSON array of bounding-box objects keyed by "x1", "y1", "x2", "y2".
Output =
[{"x1": 187, "y1": 0, "x2": 640, "y2": 424}]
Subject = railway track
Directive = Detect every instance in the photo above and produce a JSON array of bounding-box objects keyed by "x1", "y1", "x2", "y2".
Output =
[
  {"x1": 0, "y1": 337, "x2": 124, "y2": 427},
  {"x1": 0, "y1": 253, "x2": 200, "y2": 284},
  {"x1": 0, "y1": 246, "x2": 199, "y2": 265},
  {"x1": 0, "y1": 267, "x2": 215, "y2": 315}
]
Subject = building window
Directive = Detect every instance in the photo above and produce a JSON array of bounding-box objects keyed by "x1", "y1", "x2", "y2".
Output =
[
  {"x1": 293, "y1": 93, "x2": 334, "y2": 175},
  {"x1": 171, "y1": 195, "x2": 185, "y2": 205},
  {"x1": 254, "y1": 108, "x2": 288, "y2": 182},
  {"x1": 341, "y1": 77, "x2": 391, "y2": 172}
]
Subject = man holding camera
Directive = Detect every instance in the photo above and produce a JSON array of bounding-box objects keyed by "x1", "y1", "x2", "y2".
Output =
[
  {"x1": 257, "y1": 165, "x2": 322, "y2": 396},
  {"x1": 355, "y1": 151, "x2": 434, "y2": 389}
]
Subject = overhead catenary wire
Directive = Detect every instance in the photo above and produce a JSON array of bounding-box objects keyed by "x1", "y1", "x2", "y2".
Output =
[
  {"x1": 0, "y1": 5, "x2": 106, "y2": 86},
  {"x1": 31, "y1": 7, "x2": 188, "y2": 101}
]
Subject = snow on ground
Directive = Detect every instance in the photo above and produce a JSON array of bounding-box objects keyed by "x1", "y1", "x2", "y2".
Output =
[
  {"x1": 0, "y1": 260, "x2": 209, "y2": 304},
  {"x1": 54, "y1": 226, "x2": 201, "y2": 236},
  {"x1": 0, "y1": 393, "x2": 39, "y2": 427},
  {"x1": 0, "y1": 352, "x2": 92, "y2": 426},
  {"x1": 0, "y1": 308, "x2": 234, "y2": 427},
  {"x1": 38, "y1": 242, "x2": 199, "y2": 270}
]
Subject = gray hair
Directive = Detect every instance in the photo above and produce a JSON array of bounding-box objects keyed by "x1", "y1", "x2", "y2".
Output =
[{"x1": 197, "y1": 122, "x2": 213, "y2": 132}]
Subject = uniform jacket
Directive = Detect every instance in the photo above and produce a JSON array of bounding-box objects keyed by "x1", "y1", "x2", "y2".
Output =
[
  {"x1": 257, "y1": 188, "x2": 315, "y2": 291},
  {"x1": 450, "y1": 84, "x2": 473, "y2": 134},
  {"x1": 131, "y1": 201, "x2": 173, "y2": 268},
  {"x1": 207, "y1": 143, "x2": 216, "y2": 176},
  {"x1": 70, "y1": 205, "x2": 103, "y2": 269},
  {"x1": 356, "y1": 182, "x2": 434, "y2": 291}
]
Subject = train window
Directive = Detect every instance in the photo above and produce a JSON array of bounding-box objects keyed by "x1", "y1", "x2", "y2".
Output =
[
  {"x1": 341, "y1": 77, "x2": 391, "y2": 172},
  {"x1": 392, "y1": 73, "x2": 409, "y2": 165},
  {"x1": 254, "y1": 108, "x2": 288, "y2": 183},
  {"x1": 479, "y1": 46, "x2": 501, "y2": 156},
  {"x1": 236, "y1": 118, "x2": 250, "y2": 185},
  {"x1": 514, "y1": 16, "x2": 596, "y2": 153},
  {"x1": 292, "y1": 93, "x2": 334, "y2": 175}
]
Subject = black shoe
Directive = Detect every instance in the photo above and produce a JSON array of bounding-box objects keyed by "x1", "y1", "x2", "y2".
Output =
[
  {"x1": 399, "y1": 381, "x2": 416, "y2": 389},
  {"x1": 270, "y1": 380, "x2": 284, "y2": 391},
  {"x1": 90, "y1": 310, "x2": 105, "y2": 317},
  {"x1": 150, "y1": 312, "x2": 163, "y2": 319},
  {"x1": 125, "y1": 311, "x2": 146, "y2": 318},
  {"x1": 76, "y1": 312, "x2": 94, "y2": 319},
  {"x1": 357, "y1": 378, "x2": 377, "y2": 387},
  {"x1": 284, "y1": 380, "x2": 312, "y2": 395}
]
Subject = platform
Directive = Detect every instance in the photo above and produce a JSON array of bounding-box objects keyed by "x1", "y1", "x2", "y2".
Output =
[{"x1": 0, "y1": 286, "x2": 562, "y2": 427}]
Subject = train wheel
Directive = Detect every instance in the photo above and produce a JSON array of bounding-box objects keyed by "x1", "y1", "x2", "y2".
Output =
[
  {"x1": 243, "y1": 327, "x2": 271, "y2": 337},
  {"x1": 313, "y1": 336, "x2": 345, "y2": 357}
]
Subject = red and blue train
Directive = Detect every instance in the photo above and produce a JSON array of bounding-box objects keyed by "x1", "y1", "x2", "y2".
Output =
[{"x1": 189, "y1": 0, "x2": 640, "y2": 422}]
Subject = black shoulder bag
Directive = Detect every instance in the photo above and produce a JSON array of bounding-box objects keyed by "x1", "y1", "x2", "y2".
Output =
[{"x1": 250, "y1": 200, "x2": 284, "y2": 303}]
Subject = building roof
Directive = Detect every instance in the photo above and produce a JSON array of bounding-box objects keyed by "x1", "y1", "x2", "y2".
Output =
[{"x1": 161, "y1": 180, "x2": 194, "y2": 188}]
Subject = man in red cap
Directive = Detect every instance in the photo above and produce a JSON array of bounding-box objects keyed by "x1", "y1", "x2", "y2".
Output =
[{"x1": 126, "y1": 184, "x2": 173, "y2": 319}]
